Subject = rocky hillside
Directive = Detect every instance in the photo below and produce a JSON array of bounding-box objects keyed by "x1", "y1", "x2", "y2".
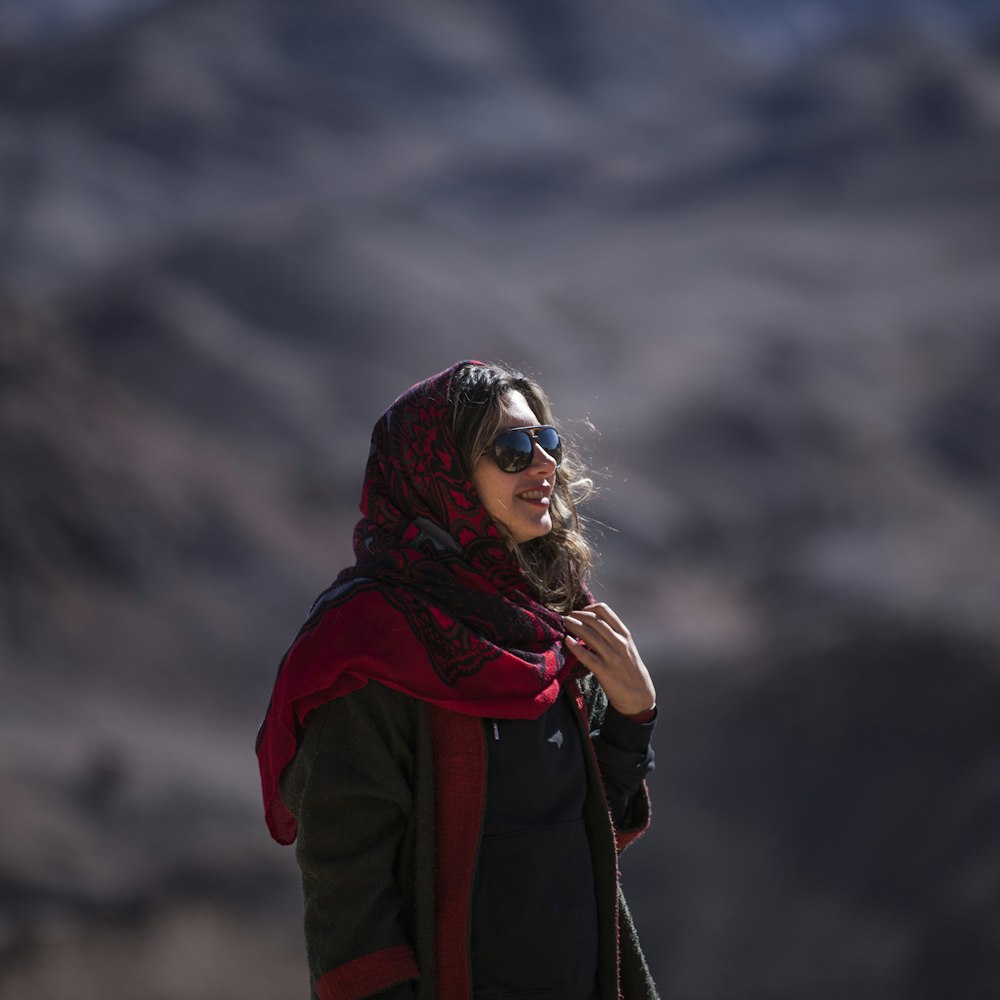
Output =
[{"x1": 2, "y1": 2, "x2": 1000, "y2": 998}]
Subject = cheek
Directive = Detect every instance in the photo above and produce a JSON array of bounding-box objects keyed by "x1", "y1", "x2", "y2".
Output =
[{"x1": 471, "y1": 462, "x2": 512, "y2": 520}]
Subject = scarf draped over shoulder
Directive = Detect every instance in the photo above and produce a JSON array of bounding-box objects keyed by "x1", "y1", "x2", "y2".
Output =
[{"x1": 256, "y1": 360, "x2": 583, "y2": 844}]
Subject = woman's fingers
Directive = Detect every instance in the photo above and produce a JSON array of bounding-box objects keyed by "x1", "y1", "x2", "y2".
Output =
[
  {"x1": 563, "y1": 604, "x2": 628, "y2": 654},
  {"x1": 562, "y1": 614, "x2": 615, "y2": 657},
  {"x1": 586, "y1": 602, "x2": 629, "y2": 637},
  {"x1": 562, "y1": 603, "x2": 656, "y2": 716}
]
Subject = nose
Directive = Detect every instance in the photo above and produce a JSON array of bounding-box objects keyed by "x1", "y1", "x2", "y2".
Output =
[{"x1": 529, "y1": 440, "x2": 558, "y2": 473}]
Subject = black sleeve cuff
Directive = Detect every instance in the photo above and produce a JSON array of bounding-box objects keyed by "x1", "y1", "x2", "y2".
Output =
[
  {"x1": 599, "y1": 703, "x2": 657, "y2": 755},
  {"x1": 591, "y1": 706, "x2": 655, "y2": 827}
]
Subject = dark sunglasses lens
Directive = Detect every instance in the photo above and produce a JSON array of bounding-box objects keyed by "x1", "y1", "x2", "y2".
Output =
[
  {"x1": 536, "y1": 427, "x2": 562, "y2": 464},
  {"x1": 493, "y1": 431, "x2": 534, "y2": 472}
]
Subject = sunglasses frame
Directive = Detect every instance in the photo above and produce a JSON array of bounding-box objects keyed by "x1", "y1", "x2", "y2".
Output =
[{"x1": 489, "y1": 424, "x2": 563, "y2": 474}]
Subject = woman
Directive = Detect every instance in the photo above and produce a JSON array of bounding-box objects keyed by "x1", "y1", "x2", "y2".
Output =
[{"x1": 257, "y1": 360, "x2": 660, "y2": 1000}]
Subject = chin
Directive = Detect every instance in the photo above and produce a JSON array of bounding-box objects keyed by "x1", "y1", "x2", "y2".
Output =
[{"x1": 513, "y1": 520, "x2": 553, "y2": 545}]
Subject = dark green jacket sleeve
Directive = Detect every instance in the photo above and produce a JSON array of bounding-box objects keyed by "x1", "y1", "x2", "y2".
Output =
[
  {"x1": 280, "y1": 682, "x2": 420, "y2": 1000},
  {"x1": 580, "y1": 674, "x2": 653, "y2": 847}
]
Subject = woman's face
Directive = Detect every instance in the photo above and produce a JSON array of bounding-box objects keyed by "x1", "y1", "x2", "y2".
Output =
[{"x1": 471, "y1": 390, "x2": 559, "y2": 545}]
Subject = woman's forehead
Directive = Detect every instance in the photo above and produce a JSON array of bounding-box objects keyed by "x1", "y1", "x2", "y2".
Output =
[{"x1": 499, "y1": 390, "x2": 539, "y2": 428}]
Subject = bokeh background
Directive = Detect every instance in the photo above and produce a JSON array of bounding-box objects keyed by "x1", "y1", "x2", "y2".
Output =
[{"x1": 3, "y1": 1, "x2": 1000, "y2": 997}]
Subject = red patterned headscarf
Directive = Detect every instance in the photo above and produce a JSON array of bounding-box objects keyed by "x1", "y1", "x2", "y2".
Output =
[{"x1": 256, "y1": 360, "x2": 585, "y2": 844}]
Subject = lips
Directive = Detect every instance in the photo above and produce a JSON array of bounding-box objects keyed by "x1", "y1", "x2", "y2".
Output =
[{"x1": 516, "y1": 487, "x2": 551, "y2": 503}]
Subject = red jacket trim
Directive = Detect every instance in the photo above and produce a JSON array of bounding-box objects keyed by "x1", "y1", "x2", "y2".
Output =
[
  {"x1": 315, "y1": 943, "x2": 419, "y2": 1000},
  {"x1": 428, "y1": 705, "x2": 486, "y2": 1000}
]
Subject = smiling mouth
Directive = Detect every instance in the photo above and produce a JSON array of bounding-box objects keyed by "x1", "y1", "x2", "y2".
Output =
[{"x1": 516, "y1": 489, "x2": 550, "y2": 504}]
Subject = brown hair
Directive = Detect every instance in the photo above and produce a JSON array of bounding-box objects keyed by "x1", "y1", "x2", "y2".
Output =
[{"x1": 450, "y1": 361, "x2": 595, "y2": 612}]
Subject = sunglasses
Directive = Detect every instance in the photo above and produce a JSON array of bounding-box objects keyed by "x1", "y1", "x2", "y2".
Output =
[{"x1": 489, "y1": 425, "x2": 563, "y2": 473}]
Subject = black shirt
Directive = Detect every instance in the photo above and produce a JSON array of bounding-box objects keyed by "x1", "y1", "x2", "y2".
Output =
[{"x1": 470, "y1": 691, "x2": 655, "y2": 1000}]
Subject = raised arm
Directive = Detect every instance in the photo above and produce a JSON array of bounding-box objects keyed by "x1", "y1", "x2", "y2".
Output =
[{"x1": 565, "y1": 604, "x2": 657, "y2": 840}]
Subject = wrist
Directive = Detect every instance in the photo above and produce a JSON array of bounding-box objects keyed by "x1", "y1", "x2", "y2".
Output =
[{"x1": 617, "y1": 703, "x2": 657, "y2": 724}]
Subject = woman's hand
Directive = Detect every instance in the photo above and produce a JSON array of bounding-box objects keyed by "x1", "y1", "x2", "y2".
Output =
[{"x1": 562, "y1": 603, "x2": 656, "y2": 717}]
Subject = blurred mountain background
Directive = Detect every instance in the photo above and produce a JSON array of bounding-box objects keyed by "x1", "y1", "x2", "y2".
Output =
[{"x1": 2, "y1": 1, "x2": 1000, "y2": 997}]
